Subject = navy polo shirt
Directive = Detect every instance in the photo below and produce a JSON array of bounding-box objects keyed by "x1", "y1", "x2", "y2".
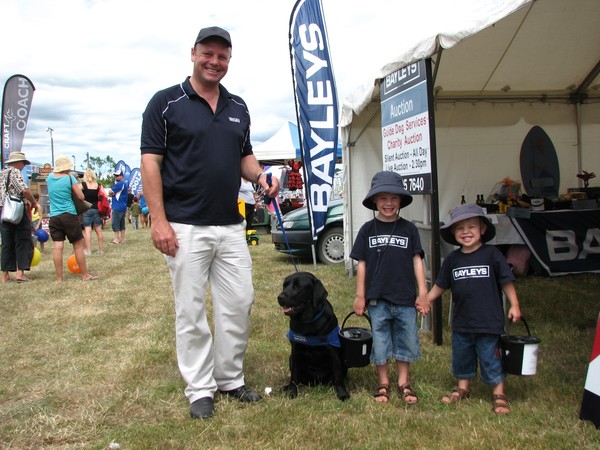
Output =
[{"x1": 141, "y1": 77, "x2": 253, "y2": 225}]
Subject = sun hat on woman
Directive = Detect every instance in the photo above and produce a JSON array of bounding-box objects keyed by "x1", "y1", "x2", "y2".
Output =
[{"x1": 53, "y1": 156, "x2": 75, "y2": 173}]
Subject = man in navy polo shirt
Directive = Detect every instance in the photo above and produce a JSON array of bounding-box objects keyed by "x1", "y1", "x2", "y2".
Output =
[{"x1": 140, "y1": 26, "x2": 279, "y2": 419}]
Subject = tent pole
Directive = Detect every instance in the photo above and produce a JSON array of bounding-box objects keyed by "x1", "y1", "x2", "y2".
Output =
[
  {"x1": 576, "y1": 103, "x2": 582, "y2": 186},
  {"x1": 426, "y1": 58, "x2": 443, "y2": 345}
]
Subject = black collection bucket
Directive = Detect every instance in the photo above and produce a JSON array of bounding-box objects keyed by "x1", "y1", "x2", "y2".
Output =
[
  {"x1": 500, "y1": 317, "x2": 540, "y2": 376},
  {"x1": 339, "y1": 312, "x2": 373, "y2": 368}
]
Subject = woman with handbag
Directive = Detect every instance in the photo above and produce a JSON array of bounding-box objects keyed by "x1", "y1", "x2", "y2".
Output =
[
  {"x1": 0, "y1": 151, "x2": 40, "y2": 283},
  {"x1": 46, "y1": 156, "x2": 97, "y2": 282}
]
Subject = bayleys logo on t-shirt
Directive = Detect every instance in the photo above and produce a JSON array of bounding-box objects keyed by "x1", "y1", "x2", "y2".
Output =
[
  {"x1": 369, "y1": 235, "x2": 408, "y2": 249},
  {"x1": 453, "y1": 265, "x2": 490, "y2": 280}
]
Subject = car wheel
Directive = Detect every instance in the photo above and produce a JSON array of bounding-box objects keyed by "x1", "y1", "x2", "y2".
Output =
[{"x1": 317, "y1": 226, "x2": 344, "y2": 264}]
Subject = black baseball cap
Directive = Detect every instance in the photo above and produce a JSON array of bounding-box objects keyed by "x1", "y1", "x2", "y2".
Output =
[{"x1": 195, "y1": 26, "x2": 232, "y2": 47}]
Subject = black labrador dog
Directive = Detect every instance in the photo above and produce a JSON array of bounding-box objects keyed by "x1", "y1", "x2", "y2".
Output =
[{"x1": 277, "y1": 271, "x2": 349, "y2": 401}]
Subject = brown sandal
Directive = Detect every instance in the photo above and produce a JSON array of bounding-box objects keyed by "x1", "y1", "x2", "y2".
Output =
[
  {"x1": 442, "y1": 386, "x2": 470, "y2": 404},
  {"x1": 373, "y1": 384, "x2": 390, "y2": 403},
  {"x1": 398, "y1": 382, "x2": 418, "y2": 404},
  {"x1": 492, "y1": 394, "x2": 511, "y2": 414}
]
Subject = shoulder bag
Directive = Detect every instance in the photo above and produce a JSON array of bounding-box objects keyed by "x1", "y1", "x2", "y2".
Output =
[
  {"x1": 70, "y1": 175, "x2": 92, "y2": 215},
  {"x1": 1, "y1": 170, "x2": 25, "y2": 224}
]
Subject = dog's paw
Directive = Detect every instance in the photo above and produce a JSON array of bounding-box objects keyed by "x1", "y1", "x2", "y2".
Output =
[
  {"x1": 335, "y1": 387, "x2": 350, "y2": 401},
  {"x1": 282, "y1": 382, "x2": 299, "y2": 398}
]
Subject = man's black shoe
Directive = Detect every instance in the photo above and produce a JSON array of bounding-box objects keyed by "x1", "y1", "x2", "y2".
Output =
[
  {"x1": 190, "y1": 397, "x2": 214, "y2": 419},
  {"x1": 219, "y1": 385, "x2": 262, "y2": 403}
]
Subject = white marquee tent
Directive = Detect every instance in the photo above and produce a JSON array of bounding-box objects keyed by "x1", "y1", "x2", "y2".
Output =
[
  {"x1": 253, "y1": 121, "x2": 343, "y2": 165},
  {"x1": 253, "y1": 121, "x2": 301, "y2": 165},
  {"x1": 340, "y1": 0, "x2": 600, "y2": 271}
]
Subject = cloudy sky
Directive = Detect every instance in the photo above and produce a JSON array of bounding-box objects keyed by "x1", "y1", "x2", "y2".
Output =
[{"x1": 2, "y1": 0, "x2": 505, "y2": 169}]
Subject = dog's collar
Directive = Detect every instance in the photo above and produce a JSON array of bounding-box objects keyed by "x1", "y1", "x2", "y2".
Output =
[
  {"x1": 286, "y1": 326, "x2": 341, "y2": 347},
  {"x1": 298, "y1": 306, "x2": 325, "y2": 323}
]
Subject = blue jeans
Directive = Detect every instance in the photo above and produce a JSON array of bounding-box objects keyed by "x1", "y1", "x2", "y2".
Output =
[
  {"x1": 367, "y1": 300, "x2": 420, "y2": 365},
  {"x1": 451, "y1": 332, "x2": 505, "y2": 386}
]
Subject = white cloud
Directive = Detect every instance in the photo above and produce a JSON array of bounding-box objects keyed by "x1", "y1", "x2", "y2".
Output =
[{"x1": 2, "y1": 0, "x2": 508, "y2": 168}]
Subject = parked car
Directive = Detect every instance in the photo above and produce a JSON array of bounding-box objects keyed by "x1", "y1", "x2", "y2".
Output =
[{"x1": 271, "y1": 199, "x2": 344, "y2": 264}]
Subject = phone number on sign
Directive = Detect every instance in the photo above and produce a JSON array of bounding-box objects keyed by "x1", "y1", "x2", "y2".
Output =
[{"x1": 402, "y1": 177, "x2": 426, "y2": 193}]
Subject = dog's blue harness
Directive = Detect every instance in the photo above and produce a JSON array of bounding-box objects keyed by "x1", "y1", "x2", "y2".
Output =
[
  {"x1": 286, "y1": 326, "x2": 341, "y2": 347},
  {"x1": 286, "y1": 307, "x2": 341, "y2": 347}
]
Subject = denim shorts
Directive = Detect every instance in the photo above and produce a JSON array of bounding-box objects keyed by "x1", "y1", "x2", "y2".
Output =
[
  {"x1": 111, "y1": 210, "x2": 126, "y2": 231},
  {"x1": 82, "y1": 208, "x2": 102, "y2": 227},
  {"x1": 367, "y1": 300, "x2": 420, "y2": 365},
  {"x1": 451, "y1": 332, "x2": 505, "y2": 386}
]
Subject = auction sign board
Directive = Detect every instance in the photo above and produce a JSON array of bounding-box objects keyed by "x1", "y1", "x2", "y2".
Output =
[{"x1": 380, "y1": 59, "x2": 435, "y2": 195}]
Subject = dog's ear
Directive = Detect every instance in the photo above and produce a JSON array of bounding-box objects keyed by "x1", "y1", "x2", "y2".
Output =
[{"x1": 312, "y1": 276, "x2": 328, "y2": 309}]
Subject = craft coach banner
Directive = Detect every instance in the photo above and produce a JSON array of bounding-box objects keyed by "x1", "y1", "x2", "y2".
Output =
[
  {"x1": 289, "y1": 0, "x2": 339, "y2": 240},
  {"x1": 2, "y1": 75, "x2": 35, "y2": 167},
  {"x1": 510, "y1": 209, "x2": 600, "y2": 276}
]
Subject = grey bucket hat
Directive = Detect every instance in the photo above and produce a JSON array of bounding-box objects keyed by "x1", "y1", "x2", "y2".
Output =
[
  {"x1": 362, "y1": 171, "x2": 413, "y2": 210},
  {"x1": 440, "y1": 203, "x2": 496, "y2": 246}
]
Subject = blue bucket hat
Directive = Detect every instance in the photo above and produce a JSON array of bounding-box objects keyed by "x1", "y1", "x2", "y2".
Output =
[
  {"x1": 440, "y1": 203, "x2": 496, "y2": 246},
  {"x1": 362, "y1": 171, "x2": 413, "y2": 210}
]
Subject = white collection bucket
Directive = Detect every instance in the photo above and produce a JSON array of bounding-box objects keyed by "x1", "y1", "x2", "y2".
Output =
[{"x1": 500, "y1": 318, "x2": 540, "y2": 376}]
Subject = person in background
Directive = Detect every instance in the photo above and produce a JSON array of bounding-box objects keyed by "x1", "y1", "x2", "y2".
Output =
[
  {"x1": 238, "y1": 177, "x2": 256, "y2": 233},
  {"x1": 109, "y1": 169, "x2": 128, "y2": 244},
  {"x1": 420, "y1": 203, "x2": 521, "y2": 414},
  {"x1": 0, "y1": 151, "x2": 39, "y2": 283},
  {"x1": 350, "y1": 171, "x2": 428, "y2": 405},
  {"x1": 46, "y1": 156, "x2": 96, "y2": 282},
  {"x1": 138, "y1": 193, "x2": 149, "y2": 228},
  {"x1": 81, "y1": 169, "x2": 105, "y2": 255},
  {"x1": 140, "y1": 26, "x2": 279, "y2": 419},
  {"x1": 129, "y1": 196, "x2": 141, "y2": 230},
  {"x1": 126, "y1": 188, "x2": 134, "y2": 223},
  {"x1": 31, "y1": 193, "x2": 45, "y2": 253}
]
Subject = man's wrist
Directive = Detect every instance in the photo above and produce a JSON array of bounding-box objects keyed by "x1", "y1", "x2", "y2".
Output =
[{"x1": 255, "y1": 171, "x2": 265, "y2": 183}]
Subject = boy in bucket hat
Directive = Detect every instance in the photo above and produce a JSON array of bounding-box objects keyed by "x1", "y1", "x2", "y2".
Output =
[
  {"x1": 420, "y1": 203, "x2": 522, "y2": 414},
  {"x1": 350, "y1": 171, "x2": 428, "y2": 404}
]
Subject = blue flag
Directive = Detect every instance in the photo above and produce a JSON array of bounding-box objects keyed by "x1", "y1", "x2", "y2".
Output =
[
  {"x1": 128, "y1": 167, "x2": 142, "y2": 197},
  {"x1": 289, "y1": 0, "x2": 339, "y2": 241},
  {"x1": 115, "y1": 160, "x2": 128, "y2": 177}
]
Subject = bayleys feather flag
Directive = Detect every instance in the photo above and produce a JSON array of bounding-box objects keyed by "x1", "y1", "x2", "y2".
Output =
[
  {"x1": 289, "y1": 0, "x2": 339, "y2": 241},
  {"x1": 2, "y1": 75, "x2": 35, "y2": 168}
]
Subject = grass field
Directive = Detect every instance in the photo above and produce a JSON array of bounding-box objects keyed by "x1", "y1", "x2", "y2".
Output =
[{"x1": 1, "y1": 225, "x2": 599, "y2": 449}]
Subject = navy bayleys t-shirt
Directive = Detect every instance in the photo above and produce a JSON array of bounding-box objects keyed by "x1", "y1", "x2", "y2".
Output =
[
  {"x1": 435, "y1": 244, "x2": 516, "y2": 335},
  {"x1": 350, "y1": 217, "x2": 424, "y2": 306}
]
